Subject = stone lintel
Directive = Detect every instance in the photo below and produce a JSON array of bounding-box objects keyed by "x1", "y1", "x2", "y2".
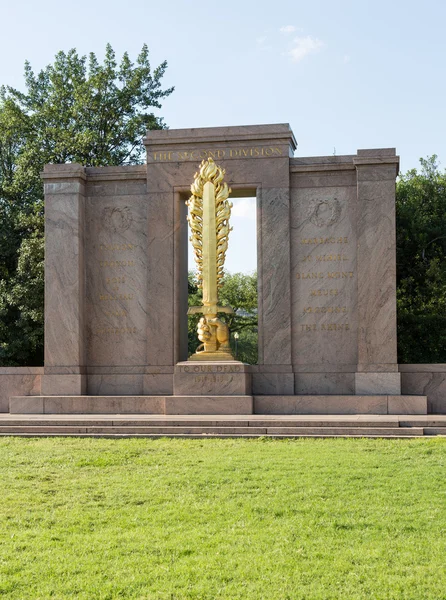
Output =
[
  {"x1": 42, "y1": 163, "x2": 86, "y2": 182},
  {"x1": 85, "y1": 165, "x2": 147, "y2": 182},
  {"x1": 144, "y1": 123, "x2": 297, "y2": 150}
]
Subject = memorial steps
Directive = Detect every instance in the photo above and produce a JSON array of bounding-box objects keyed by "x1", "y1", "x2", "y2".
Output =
[{"x1": 1, "y1": 412, "x2": 445, "y2": 438}]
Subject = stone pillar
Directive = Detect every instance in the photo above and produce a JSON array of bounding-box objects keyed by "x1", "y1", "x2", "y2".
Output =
[
  {"x1": 145, "y1": 181, "x2": 175, "y2": 367},
  {"x1": 41, "y1": 164, "x2": 86, "y2": 395},
  {"x1": 354, "y1": 149, "x2": 401, "y2": 394}
]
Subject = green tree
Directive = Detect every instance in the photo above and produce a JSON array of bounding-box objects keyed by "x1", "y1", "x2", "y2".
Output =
[
  {"x1": 0, "y1": 44, "x2": 173, "y2": 365},
  {"x1": 188, "y1": 271, "x2": 258, "y2": 364},
  {"x1": 396, "y1": 156, "x2": 446, "y2": 363}
]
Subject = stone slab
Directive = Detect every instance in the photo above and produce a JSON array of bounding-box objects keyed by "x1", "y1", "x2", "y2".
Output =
[
  {"x1": 401, "y1": 370, "x2": 446, "y2": 413},
  {"x1": 295, "y1": 373, "x2": 355, "y2": 395},
  {"x1": 252, "y1": 373, "x2": 294, "y2": 395},
  {"x1": 254, "y1": 395, "x2": 388, "y2": 415},
  {"x1": 165, "y1": 396, "x2": 253, "y2": 415},
  {"x1": 355, "y1": 372, "x2": 401, "y2": 395},
  {"x1": 265, "y1": 427, "x2": 421, "y2": 436},
  {"x1": 0, "y1": 373, "x2": 41, "y2": 412},
  {"x1": 10, "y1": 396, "x2": 165, "y2": 415},
  {"x1": 87, "y1": 375, "x2": 144, "y2": 396},
  {"x1": 41, "y1": 374, "x2": 86, "y2": 396},
  {"x1": 387, "y1": 395, "x2": 427, "y2": 415},
  {"x1": 9, "y1": 396, "x2": 44, "y2": 414},
  {"x1": 174, "y1": 362, "x2": 251, "y2": 396}
]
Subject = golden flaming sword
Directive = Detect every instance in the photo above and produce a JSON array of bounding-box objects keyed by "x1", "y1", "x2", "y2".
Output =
[{"x1": 186, "y1": 158, "x2": 235, "y2": 360}]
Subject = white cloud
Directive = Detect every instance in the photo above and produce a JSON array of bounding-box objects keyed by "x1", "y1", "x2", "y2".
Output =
[
  {"x1": 256, "y1": 36, "x2": 267, "y2": 45},
  {"x1": 343, "y1": 54, "x2": 351, "y2": 63},
  {"x1": 231, "y1": 198, "x2": 256, "y2": 220},
  {"x1": 287, "y1": 35, "x2": 324, "y2": 62},
  {"x1": 280, "y1": 25, "x2": 297, "y2": 34}
]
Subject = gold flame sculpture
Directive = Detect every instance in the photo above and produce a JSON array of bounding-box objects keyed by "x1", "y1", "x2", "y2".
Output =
[{"x1": 187, "y1": 158, "x2": 235, "y2": 360}]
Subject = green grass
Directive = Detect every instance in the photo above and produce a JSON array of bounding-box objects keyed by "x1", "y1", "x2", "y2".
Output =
[{"x1": 1, "y1": 438, "x2": 445, "y2": 599}]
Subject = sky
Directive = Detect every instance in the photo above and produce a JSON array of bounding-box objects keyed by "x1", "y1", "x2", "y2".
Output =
[{"x1": 1, "y1": 0, "x2": 445, "y2": 272}]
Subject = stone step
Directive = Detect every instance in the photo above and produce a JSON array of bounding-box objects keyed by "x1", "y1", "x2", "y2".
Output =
[
  {"x1": 423, "y1": 427, "x2": 446, "y2": 435},
  {"x1": 0, "y1": 425, "x2": 427, "y2": 436},
  {"x1": 0, "y1": 418, "x2": 402, "y2": 428},
  {"x1": 0, "y1": 433, "x2": 428, "y2": 439}
]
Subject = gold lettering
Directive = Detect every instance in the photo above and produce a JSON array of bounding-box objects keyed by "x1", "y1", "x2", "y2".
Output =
[
  {"x1": 301, "y1": 237, "x2": 349, "y2": 245},
  {"x1": 327, "y1": 272, "x2": 354, "y2": 279},
  {"x1": 99, "y1": 260, "x2": 135, "y2": 268},
  {"x1": 315, "y1": 254, "x2": 348, "y2": 262},
  {"x1": 310, "y1": 289, "x2": 339, "y2": 296},
  {"x1": 296, "y1": 272, "x2": 324, "y2": 279},
  {"x1": 100, "y1": 243, "x2": 134, "y2": 252},
  {"x1": 301, "y1": 323, "x2": 350, "y2": 332},
  {"x1": 303, "y1": 306, "x2": 347, "y2": 314}
]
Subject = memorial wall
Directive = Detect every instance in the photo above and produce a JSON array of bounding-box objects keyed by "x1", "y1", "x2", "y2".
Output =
[
  {"x1": 1, "y1": 124, "x2": 443, "y2": 414},
  {"x1": 39, "y1": 125, "x2": 399, "y2": 398}
]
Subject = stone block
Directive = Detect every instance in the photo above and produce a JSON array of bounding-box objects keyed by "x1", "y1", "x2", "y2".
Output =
[
  {"x1": 164, "y1": 396, "x2": 253, "y2": 415},
  {"x1": 400, "y1": 370, "x2": 446, "y2": 413},
  {"x1": 388, "y1": 395, "x2": 427, "y2": 415},
  {"x1": 11, "y1": 396, "x2": 164, "y2": 415},
  {"x1": 252, "y1": 372, "x2": 294, "y2": 395},
  {"x1": 143, "y1": 374, "x2": 173, "y2": 395},
  {"x1": 87, "y1": 374, "x2": 143, "y2": 395},
  {"x1": 254, "y1": 395, "x2": 388, "y2": 415},
  {"x1": 295, "y1": 373, "x2": 355, "y2": 395},
  {"x1": 355, "y1": 372, "x2": 401, "y2": 395},
  {"x1": 10, "y1": 396, "x2": 44, "y2": 414},
  {"x1": 174, "y1": 362, "x2": 251, "y2": 396},
  {"x1": 0, "y1": 370, "x2": 42, "y2": 412},
  {"x1": 41, "y1": 374, "x2": 86, "y2": 396}
]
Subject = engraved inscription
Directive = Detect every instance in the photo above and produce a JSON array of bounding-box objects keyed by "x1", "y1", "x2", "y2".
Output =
[
  {"x1": 194, "y1": 375, "x2": 232, "y2": 383},
  {"x1": 301, "y1": 237, "x2": 348, "y2": 244},
  {"x1": 151, "y1": 146, "x2": 283, "y2": 162},
  {"x1": 300, "y1": 323, "x2": 350, "y2": 332},
  {"x1": 179, "y1": 365, "x2": 241, "y2": 373},
  {"x1": 296, "y1": 272, "x2": 354, "y2": 279},
  {"x1": 303, "y1": 307, "x2": 347, "y2": 314}
]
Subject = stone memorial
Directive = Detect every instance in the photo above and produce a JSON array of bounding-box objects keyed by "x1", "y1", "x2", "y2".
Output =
[{"x1": 3, "y1": 124, "x2": 433, "y2": 416}]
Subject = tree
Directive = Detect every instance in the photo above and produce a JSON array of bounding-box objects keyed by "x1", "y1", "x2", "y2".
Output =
[
  {"x1": 188, "y1": 271, "x2": 258, "y2": 364},
  {"x1": 396, "y1": 156, "x2": 446, "y2": 363},
  {"x1": 0, "y1": 44, "x2": 173, "y2": 365}
]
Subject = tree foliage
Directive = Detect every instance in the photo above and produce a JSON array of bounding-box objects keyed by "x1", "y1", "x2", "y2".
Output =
[
  {"x1": 0, "y1": 44, "x2": 173, "y2": 365},
  {"x1": 396, "y1": 156, "x2": 446, "y2": 363},
  {"x1": 188, "y1": 271, "x2": 258, "y2": 364}
]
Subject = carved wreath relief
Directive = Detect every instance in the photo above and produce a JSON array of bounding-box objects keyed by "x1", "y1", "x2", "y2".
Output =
[
  {"x1": 102, "y1": 206, "x2": 133, "y2": 233},
  {"x1": 307, "y1": 198, "x2": 341, "y2": 227}
]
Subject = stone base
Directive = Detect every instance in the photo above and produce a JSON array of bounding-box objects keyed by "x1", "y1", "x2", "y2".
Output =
[
  {"x1": 188, "y1": 351, "x2": 235, "y2": 361},
  {"x1": 9, "y1": 394, "x2": 426, "y2": 416},
  {"x1": 355, "y1": 372, "x2": 401, "y2": 395},
  {"x1": 41, "y1": 374, "x2": 86, "y2": 395},
  {"x1": 9, "y1": 395, "x2": 253, "y2": 415},
  {"x1": 165, "y1": 396, "x2": 252, "y2": 415},
  {"x1": 254, "y1": 395, "x2": 427, "y2": 415},
  {"x1": 174, "y1": 362, "x2": 251, "y2": 396}
]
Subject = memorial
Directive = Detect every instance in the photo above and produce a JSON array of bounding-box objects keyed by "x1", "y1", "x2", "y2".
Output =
[{"x1": 3, "y1": 123, "x2": 439, "y2": 419}]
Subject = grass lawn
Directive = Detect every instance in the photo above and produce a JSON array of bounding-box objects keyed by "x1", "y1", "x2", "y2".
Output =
[{"x1": 0, "y1": 437, "x2": 445, "y2": 599}]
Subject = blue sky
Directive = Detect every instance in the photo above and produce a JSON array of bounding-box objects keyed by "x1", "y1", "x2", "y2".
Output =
[{"x1": 1, "y1": 0, "x2": 444, "y2": 272}]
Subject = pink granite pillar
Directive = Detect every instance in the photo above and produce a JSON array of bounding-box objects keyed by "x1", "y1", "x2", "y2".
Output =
[
  {"x1": 354, "y1": 149, "x2": 401, "y2": 394},
  {"x1": 41, "y1": 164, "x2": 86, "y2": 394}
]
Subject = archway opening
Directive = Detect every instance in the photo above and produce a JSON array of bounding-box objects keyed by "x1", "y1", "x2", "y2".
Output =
[{"x1": 187, "y1": 192, "x2": 258, "y2": 364}]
